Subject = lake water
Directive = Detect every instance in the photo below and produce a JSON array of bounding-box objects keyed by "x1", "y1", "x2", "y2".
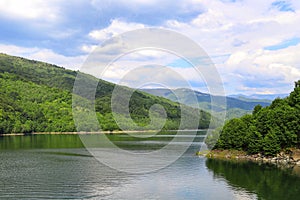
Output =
[{"x1": 0, "y1": 133, "x2": 300, "y2": 199}]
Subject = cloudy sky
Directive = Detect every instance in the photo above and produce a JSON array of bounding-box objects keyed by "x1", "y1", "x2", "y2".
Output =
[{"x1": 0, "y1": 0, "x2": 299, "y2": 95}]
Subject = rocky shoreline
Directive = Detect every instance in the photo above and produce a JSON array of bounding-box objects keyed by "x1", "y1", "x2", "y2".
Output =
[{"x1": 198, "y1": 149, "x2": 300, "y2": 168}]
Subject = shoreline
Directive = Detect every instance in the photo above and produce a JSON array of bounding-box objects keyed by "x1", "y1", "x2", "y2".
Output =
[
  {"x1": 0, "y1": 130, "x2": 159, "y2": 136},
  {"x1": 197, "y1": 149, "x2": 300, "y2": 168},
  {"x1": 0, "y1": 129, "x2": 207, "y2": 137}
]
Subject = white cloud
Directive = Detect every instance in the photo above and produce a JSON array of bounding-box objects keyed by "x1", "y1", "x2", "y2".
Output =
[
  {"x1": 82, "y1": 0, "x2": 300, "y2": 94},
  {"x1": 0, "y1": 44, "x2": 86, "y2": 70},
  {"x1": 159, "y1": 0, "x2": 300, "y2": 94},
  {"x1": 0, "y1": 0, "x2": 61, "y2": 22},
  {"x1": 81, "y1": 44, "x2": 98, "y2": 53},
  {"x1": 221, "y1": 43, "x2": 300, "y2": 94},
  {"x1": 2, "y1": 0, "x2": 300, "y2": 95},
  {"x1": 102, "y1": 64, "x2": 203, "y2": 90},
  {"x1": 165, "y1": 0, "x2": 300, "y2": 54},
  {"x1": 226, "y1": 52, "x2": 249, "y2": 66},
  {"x1": 89, "y1": 19, "x2": 146, "y2": 41},
  {"x1": 83, "y1": 49, "x2": 178, "y2": 82}
]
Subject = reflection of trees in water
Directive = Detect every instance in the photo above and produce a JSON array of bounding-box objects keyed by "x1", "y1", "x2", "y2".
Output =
[{"x1": 206, "y1": 159, "x2": 300, "y2": 200}]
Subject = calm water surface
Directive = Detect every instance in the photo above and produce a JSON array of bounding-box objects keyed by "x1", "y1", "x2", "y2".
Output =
[{"x1": 0, "y1": 133, "x2": 299, "y2": 199}]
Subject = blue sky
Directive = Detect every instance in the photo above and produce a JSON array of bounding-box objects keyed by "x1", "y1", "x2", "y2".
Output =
[
  {"x1": 0, "y1": 0, "x2": 299, "y2": 95},
  {"x1": 264, "y1": 37, "x2": 300, "y2": 50}
]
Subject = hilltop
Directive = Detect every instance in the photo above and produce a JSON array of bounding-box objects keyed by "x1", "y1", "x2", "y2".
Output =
[{"x1": 0, "y1": 53, "x2": 215, "y2": 134}]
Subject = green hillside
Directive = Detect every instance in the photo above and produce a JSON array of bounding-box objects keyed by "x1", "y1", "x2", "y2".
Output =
[
  {"x1": 211, "y1": 80, "x2": 300, "y2": 156},
  {"x1": 141, "y1": 88, "x2": 271, "y2": 119},
  {"x1": 0, "y1": 53, "x2": 215, "y2": 134}
]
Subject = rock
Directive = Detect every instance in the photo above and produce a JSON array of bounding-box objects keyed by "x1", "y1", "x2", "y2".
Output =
[
  {"x1": 280, "y1": 152, "x2": 284, "y2": 156},
  {"x1": 282, "y1": 160, "x2": 287, "y2": 164},
  {"x1": 290, "y1": 149, "x2": 300, "y2": 161},
  {"x1": 263, "y1": 157, "x2": 269, "y2": 162}
]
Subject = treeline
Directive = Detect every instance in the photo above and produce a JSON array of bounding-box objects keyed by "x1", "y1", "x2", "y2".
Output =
[
  {"x1": 0, "y1": 53, "x2": 214, "y2": 134},
  {"x1": 211, "y1": 80, "x2": 300, "y2": 156}
]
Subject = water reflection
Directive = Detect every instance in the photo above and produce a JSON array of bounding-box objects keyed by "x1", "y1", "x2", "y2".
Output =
[
  {"x1": 1, "y1": 134, "x2": 300, "y2": 199},
  {"x1": 206, "y1": 159, "x2": 300, "y2": 200},
  {"x1": 0, "y1": 134, "x2": 84, "y2": 149}
]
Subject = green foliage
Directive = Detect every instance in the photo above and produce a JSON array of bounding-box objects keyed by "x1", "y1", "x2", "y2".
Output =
[
  {"x1": 0, "y1": 72, "x2": 76, "y2": 133},
  {"x1": 252, "y1": 104, "x2": 262, "y2": 116},
  {"x1": 214, "y1": 80, "x2": 300, "y2": 156},
  {"x1": 215, "y1": 115, "x2": 252, "y2": 150},
  {"x1": 0, "y1": 53, "x2": 214, "y2": 134}
]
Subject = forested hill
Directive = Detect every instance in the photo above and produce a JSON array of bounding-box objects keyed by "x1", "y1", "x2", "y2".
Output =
[
  {"x1": 0, "y1": 53, "x2": 214, "y2": 134},
  {"x1": 212, "y1": 80, "x2": 300, "y2": 156}
]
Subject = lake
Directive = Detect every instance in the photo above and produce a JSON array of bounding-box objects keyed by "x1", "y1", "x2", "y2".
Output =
[{"x1": 0, "y1": 133, "x2": 300, "y2": 199}]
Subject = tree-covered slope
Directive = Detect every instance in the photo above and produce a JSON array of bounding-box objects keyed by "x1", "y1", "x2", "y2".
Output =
[
  {"x1": 212, "y1": 80, "x2": 300, "y2": 156},
  {"x1": 0, "y1": 53, "x2": 215, "y2": 134}
]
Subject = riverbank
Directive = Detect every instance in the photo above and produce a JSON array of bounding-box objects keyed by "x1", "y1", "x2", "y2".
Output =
[
  {"x1": 197, "y1": 149, "x2": 300, "y2": 168},
  {"x1": 0, "y1": 129, "x2": 207, "y2": 136},
  {"x1": 0, "y1": 130, "x2": 162, "y2": 136}
]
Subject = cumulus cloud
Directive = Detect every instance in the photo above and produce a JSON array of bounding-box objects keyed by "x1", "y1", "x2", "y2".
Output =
[
  {"x1": 102, "y1": 64, "x2": 206, "y2": 91},
  {"x1": 223, "y1": 43, "x2": 300, "y2": 94},
  {"x1": 0, "y1": 0, "x2": 61, "y2": 22},
  {"x1": 0, "y1": 44, "x2": 86, "y2": 70},
  {"x1": 1, "y1": 0, "x2": 299, "y2": 95},
  {"x1": 82, "y1": 49, "x2": 177, "y2": 82},
  {"x1": 90, "y1": 0, "x2": 204, "y2": 25},
  {"x1": 89, "y1": 19, "x2": 146, "y2": 41},
  {"x1": 158, "y1": 0, "x2": 300, "y2": 94},
  {"x1": 165, "y1": 0, "x2": 300, "y2": 53},
  {"x1": 81, "y1": 0, "x2": 300, "y2": 94}
]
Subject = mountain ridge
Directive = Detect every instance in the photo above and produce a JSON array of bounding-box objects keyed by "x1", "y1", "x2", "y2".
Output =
[
  {"x1": 229, "y1": 93, "x2": 289, "y2": 101},
  {"x1": 140, "y1": 88, "x2": 271, "y2": 119},
  {"x1": 0, "y1": 53, "x2": 215, "y2": 134}
]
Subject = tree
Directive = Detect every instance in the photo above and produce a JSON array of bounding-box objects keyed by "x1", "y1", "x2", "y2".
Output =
[{"x1": 215, "y1": 79, "x2": 300, "y2": 156}]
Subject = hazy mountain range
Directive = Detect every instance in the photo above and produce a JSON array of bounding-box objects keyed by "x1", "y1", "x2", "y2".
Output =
[
  {"x1": 141, "y1": 88, "x2": 272, "y2": 119},
  {"x1": 229, "y1": 93, "x2": 289, "y2": 101}
]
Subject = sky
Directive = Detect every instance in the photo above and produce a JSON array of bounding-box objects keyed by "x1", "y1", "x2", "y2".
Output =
[{"x1": 0, "y1": 0, "x2": 299, "y2": 95}]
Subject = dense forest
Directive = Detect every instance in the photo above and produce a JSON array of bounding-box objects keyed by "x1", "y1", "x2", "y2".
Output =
[
  {"x1": 210, "y1": 80, "x2": 300, "y2": 156},
  {"x1": 0, "y1": 53, "x2": 215, "y2": 134}
]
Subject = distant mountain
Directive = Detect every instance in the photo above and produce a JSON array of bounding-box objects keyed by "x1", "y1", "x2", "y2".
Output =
[
  {"x1": 229, "y1": 93, "x2": 289, "y2": 101},
  {"x1": 141, "y1": 88, "x2": 271, "y2": 119},
  {"x1": 0, "y1": 53, "x2": 214, "y2": 134}
]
